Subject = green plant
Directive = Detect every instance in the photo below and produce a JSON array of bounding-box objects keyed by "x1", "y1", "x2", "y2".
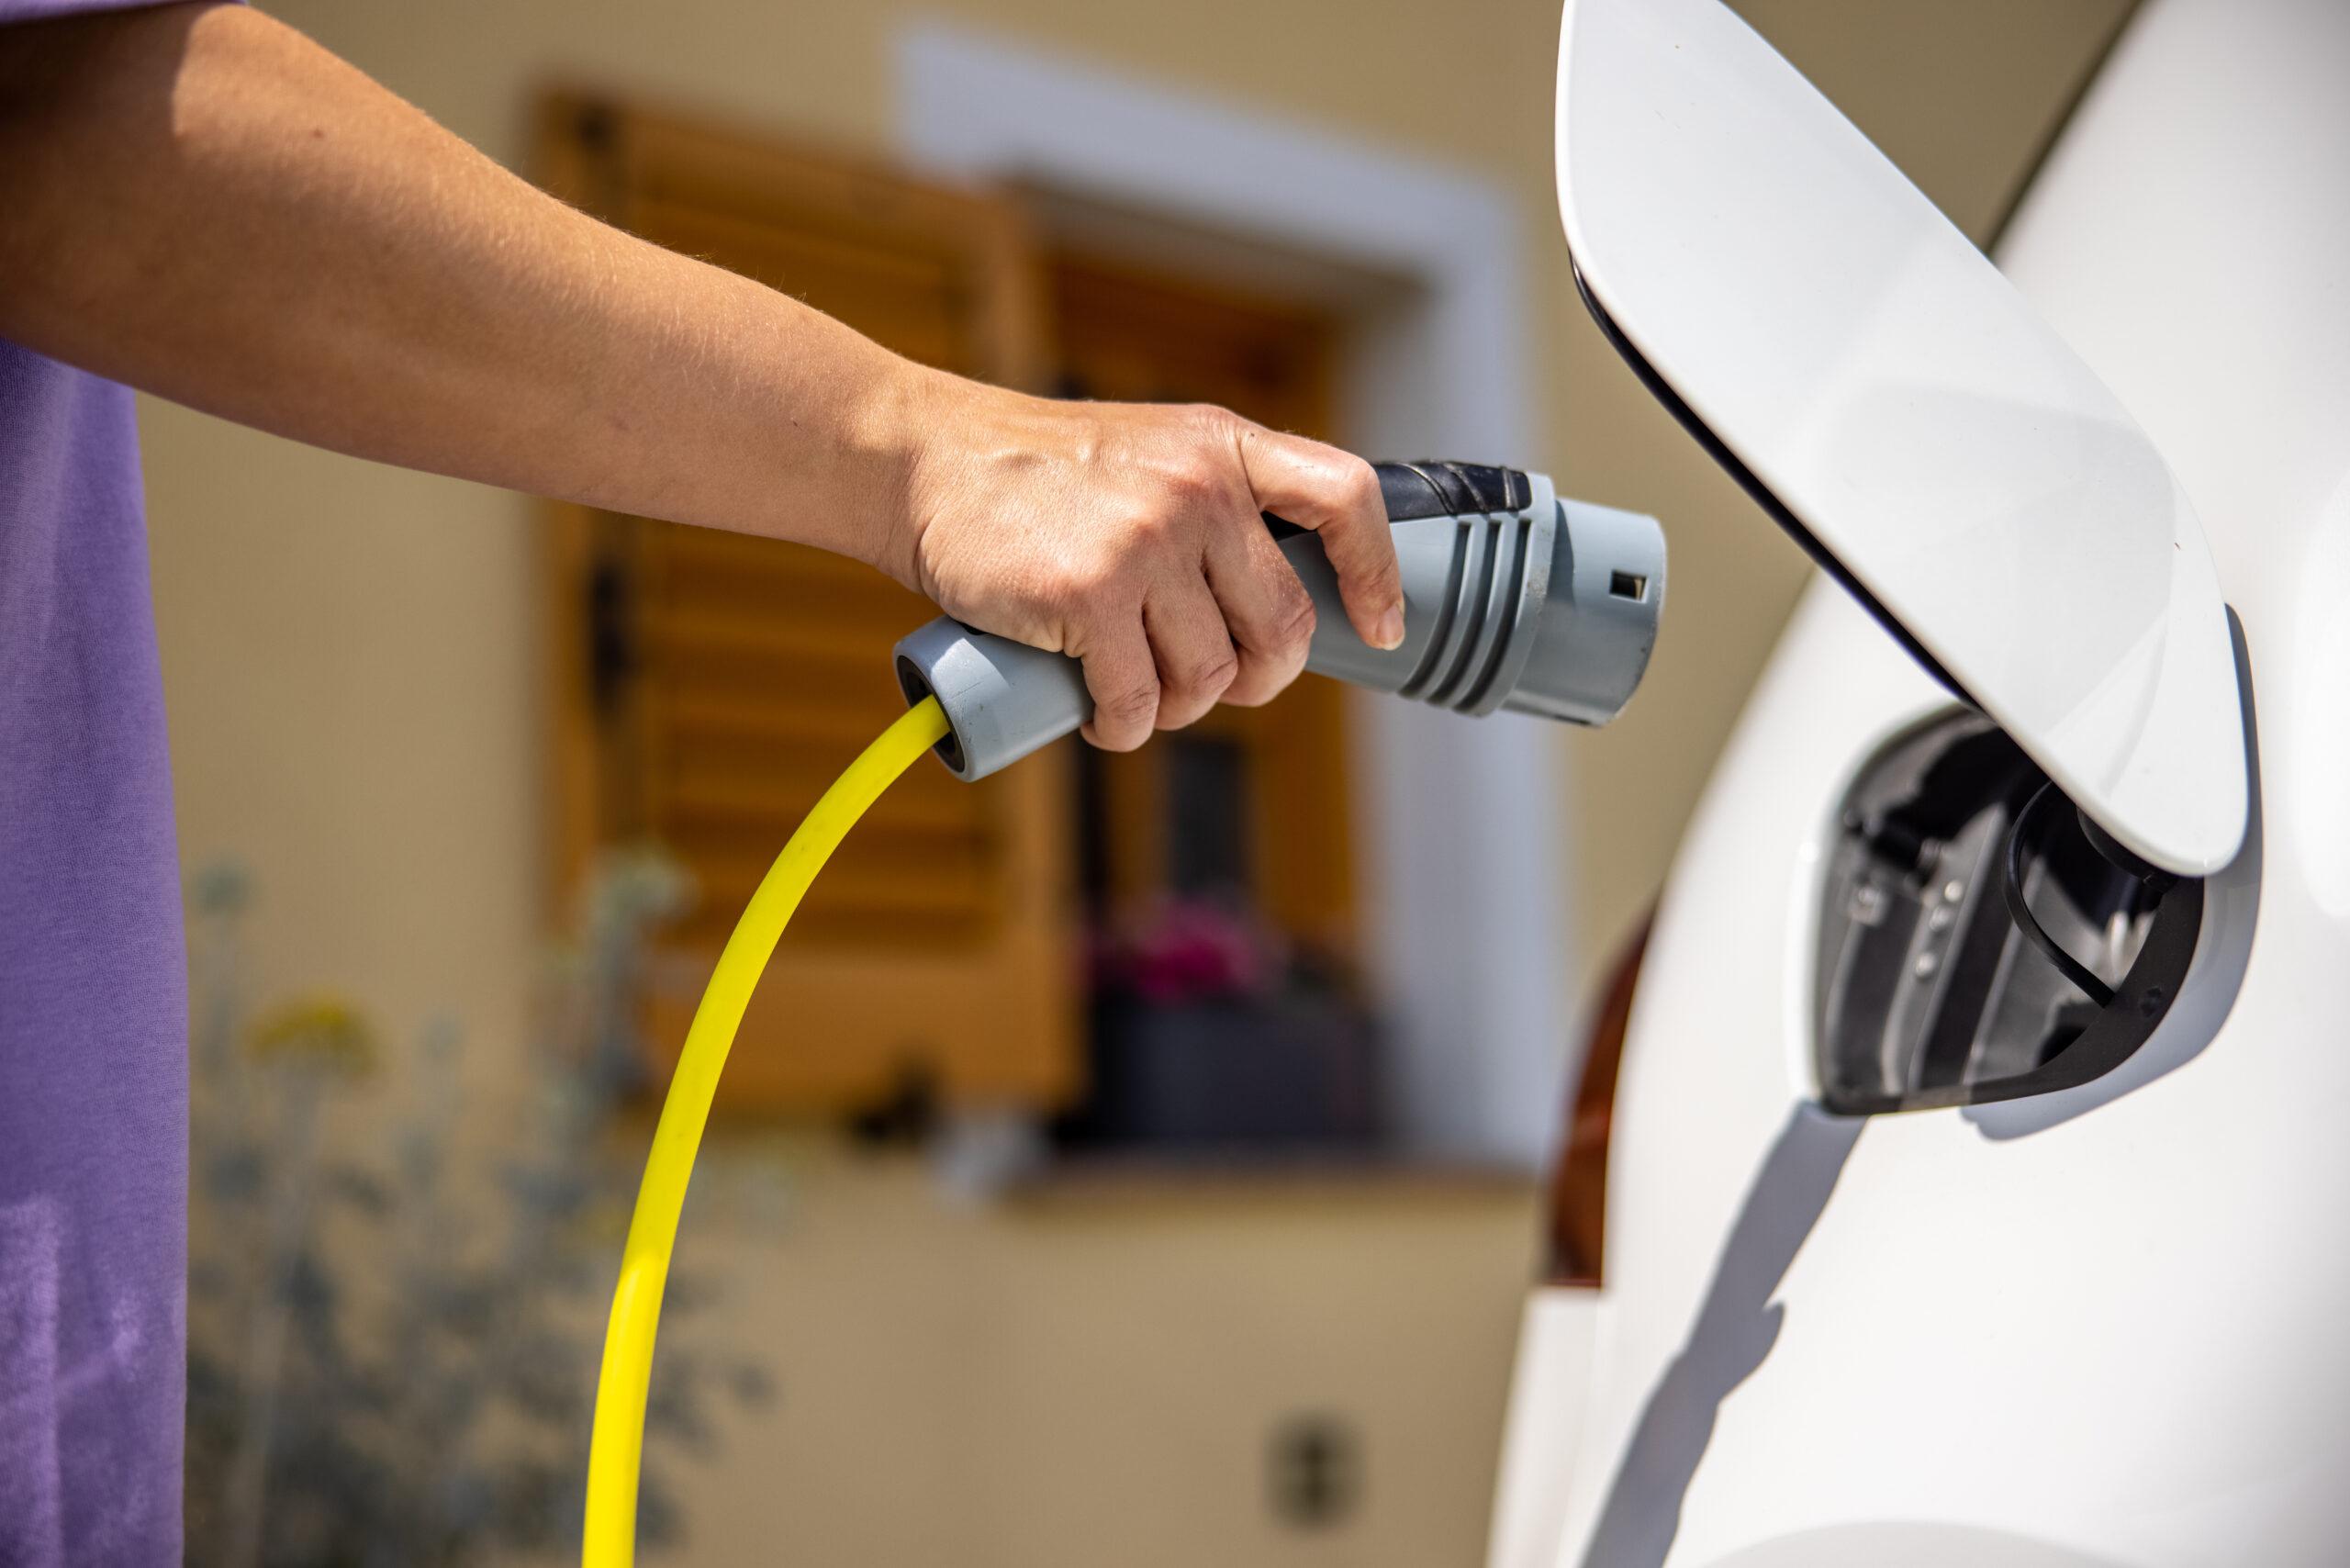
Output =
[{"x1": 185, "y1": 853, "x2": 768, "y2": 1567}]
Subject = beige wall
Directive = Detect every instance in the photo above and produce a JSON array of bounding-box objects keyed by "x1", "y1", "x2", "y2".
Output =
[
  {"x1": 666, "y1": 1148, "x2": 1536, "y2": 1568},
  {"x1": 150, "y1": 0, "x2": 2136, "y2": 1029},
  {"x1": 143, "y1": 1, "x2": 2132, "y2": 1561}
]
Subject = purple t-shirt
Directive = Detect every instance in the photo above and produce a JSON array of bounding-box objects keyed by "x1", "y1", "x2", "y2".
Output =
[{"x1": 0, "y1": 230, "x2": 190, "y2": 1568}]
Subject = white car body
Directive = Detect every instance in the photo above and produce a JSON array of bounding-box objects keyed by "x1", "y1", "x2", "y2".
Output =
[{"x1": 1492, "y1": 1, "x2": 2350, "y2": 1564}]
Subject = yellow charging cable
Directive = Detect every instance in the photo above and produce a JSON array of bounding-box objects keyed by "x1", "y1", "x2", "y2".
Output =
[{"x1": 583, "y1": 696, "x2": 953, "y2": 1567}]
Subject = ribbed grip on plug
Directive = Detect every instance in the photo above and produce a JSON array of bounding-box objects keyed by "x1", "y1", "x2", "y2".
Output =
[{"x1": 1280, "y1": 463, "x2": 1663, "y2": 724}]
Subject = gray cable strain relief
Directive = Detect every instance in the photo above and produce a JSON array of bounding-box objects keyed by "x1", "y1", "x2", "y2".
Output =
[{"x1": 893, "y1": 617, "x2": 1091, "y2": 781}]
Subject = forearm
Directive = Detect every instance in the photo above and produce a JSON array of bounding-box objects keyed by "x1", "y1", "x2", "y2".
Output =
[
  {"x1": 0, "y1": 2, "x2": 1404, "y2": 748},
  {"x1": 0, "y1": 2, "x2": 924, "y2": 567}
]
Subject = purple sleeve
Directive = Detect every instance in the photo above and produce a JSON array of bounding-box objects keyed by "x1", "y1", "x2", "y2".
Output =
[
  {"x1": 0, "y1": 1, "x2": 234, "y2": 1545},
  {"x1": 0, "y1": 0, "x2": 241, "y2": 21}
]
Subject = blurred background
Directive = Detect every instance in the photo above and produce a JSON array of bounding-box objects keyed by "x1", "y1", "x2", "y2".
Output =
[{"x1": 150, "y1": 1, "x2": 2135, "y2": 1562}]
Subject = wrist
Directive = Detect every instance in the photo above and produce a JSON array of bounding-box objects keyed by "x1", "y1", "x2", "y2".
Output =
[{"x1": 850, "y1": 356, "x2": 967, "y2": 589}]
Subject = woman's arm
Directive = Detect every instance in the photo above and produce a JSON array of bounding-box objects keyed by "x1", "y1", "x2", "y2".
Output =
[{"x1": 0, "y1": 2, "x2": 1404, "y2": 747}]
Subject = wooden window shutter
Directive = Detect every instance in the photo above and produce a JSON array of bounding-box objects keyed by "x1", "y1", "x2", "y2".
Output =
[{"x1": 537, "y1": 94, "x2": 1075, "y2": 1115}]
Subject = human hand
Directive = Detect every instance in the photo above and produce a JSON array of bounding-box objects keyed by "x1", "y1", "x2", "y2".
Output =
[{"x1": 882, "y1": 373, "x2": 1404, "y2": 752}]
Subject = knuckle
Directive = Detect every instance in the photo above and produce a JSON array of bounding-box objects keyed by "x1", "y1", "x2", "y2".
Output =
[
  {"x1": 1035, "y1": 578, "x2": 1091, "y2": 630},
  {"x1": 1096, "y1": 678, "x2": 1159, "y2": 731},
  {"x1": 1221, "y1": 644, "x2": 1298, "y2": 706},
  {"x1": 1127, "y1": 503, "x2": 1181, "y2": 548},
  {"x1": 1267, "y1": 582, "x2": 1319, "y2": 652},
  {"x1": 1059, "y1": 554, "x2": 1129, "y2": 610},
  {"x1": 1160, "y1": 457, "x2": 1222, "y2": 511},
  {"x1": 1174, "y1": 412, "x2": 1245, "y2": 484},
  {"x1": 1170, "y1": 646, "x2": 1239, "y2": 700},
  {"x1": 1182, "y1": 401, "x2": 1243, "y2": 442},
  {"x1": 1219, "y1": 672, "x2": 1284, "y2": 710}
]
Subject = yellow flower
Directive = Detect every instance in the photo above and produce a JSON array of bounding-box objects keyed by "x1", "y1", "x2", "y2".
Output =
[{"x1": 246, "y1": 994, "x2": 379, "y2": 1077}]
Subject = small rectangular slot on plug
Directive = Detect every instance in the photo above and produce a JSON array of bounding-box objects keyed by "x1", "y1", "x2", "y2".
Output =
[{"x1": 1609, "y1": 570, "x2": 1648, "y2": 601}]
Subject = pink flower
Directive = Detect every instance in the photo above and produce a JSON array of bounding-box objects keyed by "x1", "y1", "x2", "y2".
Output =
[{"x1": 1090, "y1": 898, "x2": 1282, "y2": 1004}]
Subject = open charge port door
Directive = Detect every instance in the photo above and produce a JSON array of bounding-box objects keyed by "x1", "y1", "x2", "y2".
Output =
[{"x1": 1814, "y1": 711, "x2": 2205, "y2": 1116}]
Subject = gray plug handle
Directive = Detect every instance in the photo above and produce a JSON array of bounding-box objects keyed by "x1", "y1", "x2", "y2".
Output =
[{"x1": 893, "y1": 462, "x2": 1664, "y2": 780}]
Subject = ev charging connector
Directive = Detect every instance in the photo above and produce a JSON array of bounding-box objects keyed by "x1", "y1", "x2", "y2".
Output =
[{"x1": 894, "y1": 461, "x2": 1665, "y2": 781}]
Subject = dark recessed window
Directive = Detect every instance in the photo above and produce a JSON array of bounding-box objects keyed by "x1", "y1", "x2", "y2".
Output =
[{"x1": 1166, "y1": 734, "x2": 1251, "y2": 899}]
